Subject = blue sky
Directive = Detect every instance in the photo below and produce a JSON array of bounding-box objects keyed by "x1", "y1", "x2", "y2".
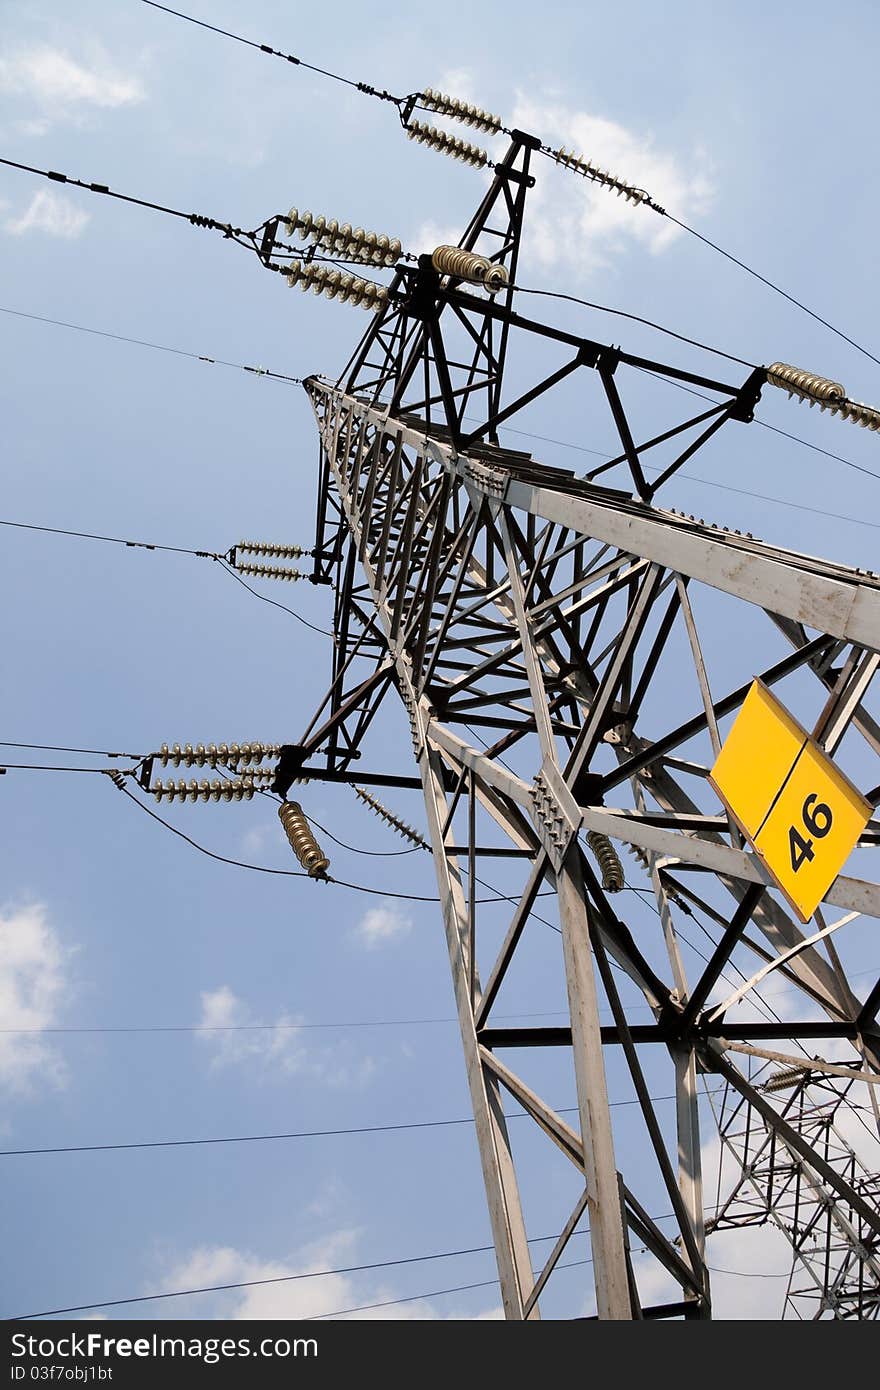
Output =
[{"x1": 2, "y1": 0, "x2": 879, "y2": 1322}]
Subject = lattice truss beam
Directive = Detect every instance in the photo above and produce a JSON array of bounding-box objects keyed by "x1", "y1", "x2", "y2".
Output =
[{"x1": 278, "y1": 137, "x2": 880, "y2": 1319}]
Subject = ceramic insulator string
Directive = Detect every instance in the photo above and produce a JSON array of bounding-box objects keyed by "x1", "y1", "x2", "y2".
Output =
[
  {"x1": 155, "y1": 743, "x2": 280, "y2": 768},
  {"x1": 431, "y1": 245, "x2": 509, "y2": 294},
  {"x1": 405, "y1": 120, "x2": 488, "y2": 169},
  {"x1": 766, "y1": 362, "x2": 880, "y2": 432},
  {"x1": 152, "y1": 777, "x2": 257, "y2": 803},
  {"x1": 762, "y1": 1065, "x2": 809, "y2": 1093},
  {"x1": 419, "y1": 89, "x2": 502, "y2": 136},
  {"x1": 354, "y1": 785, "x2": 429, "y2": 849},
  {"x1": 278, "y1": 801, "x2": 330, "y2": 877},
  {"x1": 586, "y1": 830, "x2": 624, "y2": 893},
  {"x1": 235, "y1": 541, "x2": 310, "y2": 559},
  {"x1": 625, "y1": 841, "x2": 681, "y2": 903},
  {"x1": 285, "y1": 208, "x2": 402, "y2": 267},
  {"x1": 546, "y1": 146, "x2": 653, "y2": 207},
  {"x1": 286, "y1": 260, "x2": 389, "y2": 310},
  {"x1": 233, "y1": 559, "x2": 306, "y2": 581}
]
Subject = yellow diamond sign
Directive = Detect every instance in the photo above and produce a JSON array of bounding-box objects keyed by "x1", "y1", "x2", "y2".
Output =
[{"x1": 709, "y1": 680, "x2": 871, "y2": 923}]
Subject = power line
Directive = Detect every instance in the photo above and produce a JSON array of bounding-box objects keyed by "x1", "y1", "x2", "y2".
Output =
[
  {"x1": 0, "y1": 741, "x2": 141, "y2": 759},
  {"x1": 217, "y1": 561, "x2": 332, "y2": 636},
  {"x1": 630, "y1": 367, "x2": 880, "y2": 486},
  {"x1": 10, "y1": 1219, "x2": 789, "y2": 1320},
  {"x1": 0, "y1": 516, "x2": 222, "y2": 558},
  {"x1": 3, "y1": 960, "x2": 875, "y2": 1036},
  {"x1": 1, "y1": 1215, "x2": 659, "y2": 1321},
  {"x1": 139, "y1": 0, "x2": 385, "y2": 97},
  {"x1": 306, "y1": 811, "x2": 420, "y2": 857},
  {"x1": 0, "y1": 517, "x2": 333, "y2": 638},
  {"x1": 310, "y1": 1255, "x2": 792, "y2": 1322},
  {"x1": 138, "y1": 0, "x2": 880, "y2": 370},
  {"x1": 0, "y1": 763, "x2": 124, "y2": 774},
  {"x1": 113, "y1": 780, "x2": 549, "y2": 907},
  {"x1": 2, "y1": 1094, "x2": 704, "y2": 1158},
  {"x1": 0, "y1": 154, "x2": 204, "y2": 225},
  {"x1": 8, "y1": 1240, "x2": 523, "y2": 1321},
  {"x1": 0, "y1": 305, "x2": 301, "y2": 383},
  {"x1": 511, "y1": 285, "x2": 756, "y2": 370},
  {"x1": 661, "y1": 210, "x2": 880, "y2": 371},
  {"x1": 5, "y1": 301, "x2": 877, "y2": 513}
]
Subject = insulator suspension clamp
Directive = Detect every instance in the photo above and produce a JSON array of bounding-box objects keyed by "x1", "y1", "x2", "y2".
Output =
[
  {"x1": 548, "y1": 145, "x2": 651, "y2": 206},
  {"x1": 285, "y1": 208, "x2": 402, "y2": 267},
  {"x1": 278, "y1": 801, "x2": 330, "y2": 877},
  {"x1": 767, "y1": 362, "x2": 880, "y2": 432},
  {"x1": 406, "y1": 120, "x2": 488, "y2": 169},
  {"x1": 286, "y1": 259, "x2": 388, "y2": 311},
  {"x1": 431, "y1": 244, "x2": 509, "y2": 294},
  {"x1": 420, "y1": 88, "x2": 502, "y2": 135}
]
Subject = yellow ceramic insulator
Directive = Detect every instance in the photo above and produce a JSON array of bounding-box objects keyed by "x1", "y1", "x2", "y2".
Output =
[
  {"x1": 278, "y1": 802, "x2": 330, "y2": 877},
  {"x1": 431, "y1": 245, "x2": 509, "y2": 294},
  {"x1": 767, "y1": 362, "x2": 880, "y2": 432},
  {"x1": 586, "y1": 830, "x2": 624, "y2": 893}
]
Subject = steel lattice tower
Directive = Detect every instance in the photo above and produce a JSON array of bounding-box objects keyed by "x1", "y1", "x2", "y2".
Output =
[{"x1": 272, "y1": 132, "x2": 880, "y2": 1318}]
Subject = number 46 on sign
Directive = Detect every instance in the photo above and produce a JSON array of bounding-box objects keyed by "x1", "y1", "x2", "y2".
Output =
[{"x1": 709, "y1": 680, "x2": 871, "y2": 922}]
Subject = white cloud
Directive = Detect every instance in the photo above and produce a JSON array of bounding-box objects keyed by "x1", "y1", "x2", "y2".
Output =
[
  {"x1": 0, "y1": 902, "x2": 70, "y2": 1093},
  {"x1": 197, "y1": 986, "x2": 375, "y2": 1087},
  {"x1": 509, "y1": 94, "x2": 714, "y2": 278},
  {"x1": 435, "y1": 68, "x2": 479, "y2": 104},
  {"x1": 410, "y1": 220, "x2": 470, "y2": 257},
  {"x1": 240, "y1": 822, "x2": 273, "y2": 856},
  {"x1": 156, "y1": 1230, "x2": 497, "y2": 1320},
  {"x1": 354, "y1": 902, "x2": 412, "y2": 950},
  {"x1": 5, "y1": 190, "x2": 90, "y2": 239},
  {"x1": 0, "y1": 46, "x2": 144, "y2": 114}
]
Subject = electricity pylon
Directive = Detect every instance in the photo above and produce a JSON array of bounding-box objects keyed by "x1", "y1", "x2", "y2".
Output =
[{"x1": 274, "y1": 131, "x2": 880, "y2": 1318}]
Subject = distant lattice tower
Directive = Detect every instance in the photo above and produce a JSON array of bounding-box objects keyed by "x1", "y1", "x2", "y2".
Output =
[{"x1": 709, "y1": 1071, "x2": 880, "y2": 1319}]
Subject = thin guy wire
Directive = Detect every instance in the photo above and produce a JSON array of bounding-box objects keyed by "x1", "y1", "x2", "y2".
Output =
[
  {"x1": 0, "y1": 741, "x2": 142, "y2": 758},
  {"x1": 115, "y1": 781, "x2": 549, "y2": 906},
  {"x1": 661, "y1": 211, "x2": 880, "y2": 371},
  {"x1": 631, "y1": 366, "x2": 880, "y2": 485},
  {"x1": 139, "y1": 0, "x2": 374, "y2": 94},
  {"x1": 0, "y1": 306, "x2": 302, "y2": 383},
  {"x1": 3, "y1": 966, "x2": 875, "y2": 1034},
  {"x1": 1, "y1": 1091, "x2": 716, "y2": 1157},
  {"x1": 0, "y1": 517, "x2": 222, "y2": 557},
  {"x1": 4, "y1": 302, "x2": 877, "y2": 509},
  {"x1": 509, "y1": 284, "x2": 756, "y2": 369},
  {"x1": 306, "y1": 812, "x2": 420, "y2": 857},
  {"x1": 217, "y1": 561, "x2": 333, "y2": 636},
  {"x1": 11, "y1": 1217, "x2": 789, "y2": 1320}
]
